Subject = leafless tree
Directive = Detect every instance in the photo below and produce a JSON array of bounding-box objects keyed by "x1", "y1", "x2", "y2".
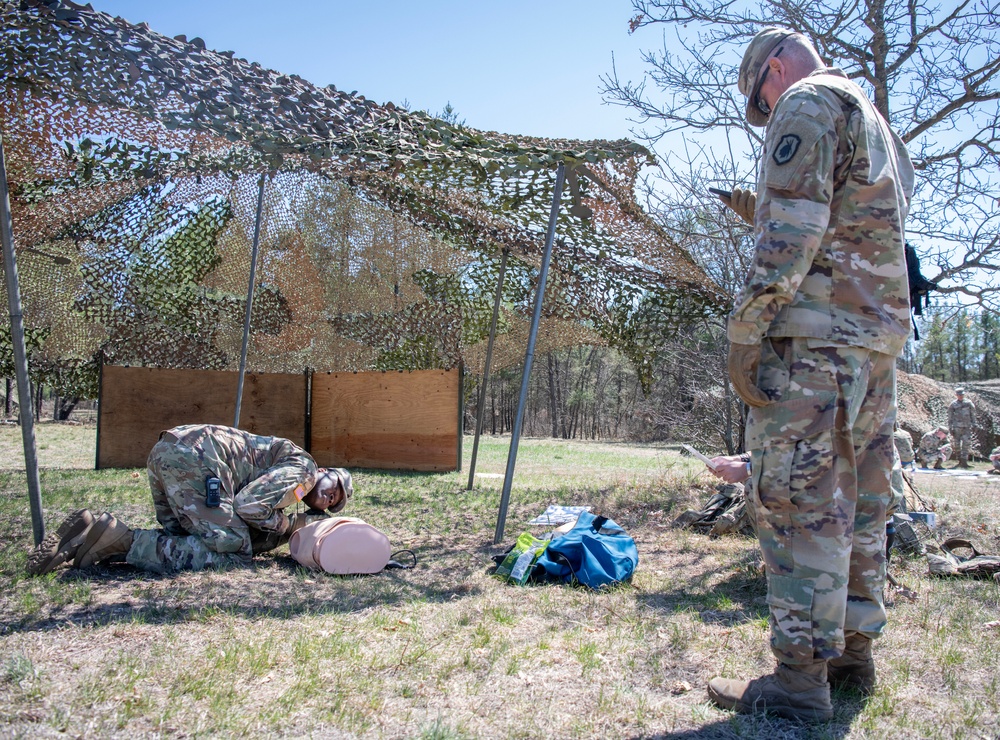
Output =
[{"x1": 602, "y1": 0, "x2": 1000, "y2": 312}]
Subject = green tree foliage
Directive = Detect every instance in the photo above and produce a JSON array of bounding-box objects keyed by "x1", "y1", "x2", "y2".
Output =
[
  {"x1": 979, "y1": 310, "x2": 1000, "y2": 380},
  {"x1": 912, "y1": 307, "x2": 1000, "y2": 382}
]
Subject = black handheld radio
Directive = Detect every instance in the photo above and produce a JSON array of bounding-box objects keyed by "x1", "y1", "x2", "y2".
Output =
[{"x1": 205, "y1": 477, "x2": 222, "y2": 508}]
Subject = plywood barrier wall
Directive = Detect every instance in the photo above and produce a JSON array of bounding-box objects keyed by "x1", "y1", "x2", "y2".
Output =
[
  {"x1": 98, "y1": 366, "x2": 306, "y2": 469},
  {"x1": 311, "y1": 369, "x2": 460, "y2": 471}
]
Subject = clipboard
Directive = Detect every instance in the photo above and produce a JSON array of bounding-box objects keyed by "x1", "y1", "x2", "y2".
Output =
[{"x1": 681, "y1": 444, "x2": 718, "y2": 470}]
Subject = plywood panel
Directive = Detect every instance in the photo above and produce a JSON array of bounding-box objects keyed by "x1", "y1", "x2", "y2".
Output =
[
  {"x1": 98, "y1": 366, "x2": 306, "y2": 469},
  {"x1": 311, "y1": 369, "x2": 459, "y2": 471}
]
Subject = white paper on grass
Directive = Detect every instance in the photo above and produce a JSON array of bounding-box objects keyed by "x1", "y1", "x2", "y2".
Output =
[{"x1": 528, "y1": 505, "x2": 592, "y2": 526}]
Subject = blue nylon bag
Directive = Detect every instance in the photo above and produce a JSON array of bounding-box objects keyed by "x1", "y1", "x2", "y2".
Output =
[{"x1": 532, "y1": 511, "x2": 638, "y2": 589}]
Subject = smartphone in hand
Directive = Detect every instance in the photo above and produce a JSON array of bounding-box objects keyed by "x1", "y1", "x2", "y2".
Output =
[{"x1": 708, "y1": 187, "x2": 732, "y2": 199}]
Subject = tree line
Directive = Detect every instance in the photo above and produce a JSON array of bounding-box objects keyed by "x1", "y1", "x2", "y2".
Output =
[
  {"x1": 902, "y1": 307, "x2": 1000, "y2": 383},
  {"x1": 0, "y1": 380, "x2": 94, "y2": 421},
  {"x1": 464, "y1": 302, "x2": 1000, "y2": 451}
]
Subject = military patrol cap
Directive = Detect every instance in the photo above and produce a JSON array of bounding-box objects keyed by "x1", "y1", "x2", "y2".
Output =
[
  {"x1": 936, "y1": 425, "x2": 950, "y2": 435},
  {"x1": 739, "y1": 27, "x2": 796, "y2": 127},
  {"x1": 329, "y1": 467, "x2": 353, "y2": 513},
  {"x1": 955, "y1": 387, "x2": 965, "y2": 395}
]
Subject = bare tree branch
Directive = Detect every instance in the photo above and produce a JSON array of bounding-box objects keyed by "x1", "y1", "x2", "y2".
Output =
[{"x1": 603, "y1": 0, "x2": 1000, "y2": 312}]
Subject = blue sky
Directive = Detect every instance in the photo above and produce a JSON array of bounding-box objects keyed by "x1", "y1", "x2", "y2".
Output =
[{"x1": 94, "y1": 0, "x2": 650, "y2": 142}]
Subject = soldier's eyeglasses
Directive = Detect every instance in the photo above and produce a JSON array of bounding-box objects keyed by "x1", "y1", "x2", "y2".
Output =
[{"x1": 753, "y1": 47, "x2": 784, "y2": 117}]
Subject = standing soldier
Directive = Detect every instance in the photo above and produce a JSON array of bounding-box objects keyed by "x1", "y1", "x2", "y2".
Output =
[
  {"x1": 710, "y1": 27, "x2": 914, "y2": 721},
  {"x1": 947, "y1": 388, "x2": 976, "y2": 468},
  {"x1": 27, "y1": 424, "x2": 352, "y2": 574}
]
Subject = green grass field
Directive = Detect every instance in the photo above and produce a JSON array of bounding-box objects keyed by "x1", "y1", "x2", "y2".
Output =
[{"x1": 1, "y1": 423, "x2": 998, "y2": 738}]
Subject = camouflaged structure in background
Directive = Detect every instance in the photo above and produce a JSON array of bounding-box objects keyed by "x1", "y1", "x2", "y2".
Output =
[{"x1": 0, "y1": 0, "x2": 727, "y2": 398}]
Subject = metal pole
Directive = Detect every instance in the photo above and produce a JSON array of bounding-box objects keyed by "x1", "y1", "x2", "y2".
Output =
[
  {"x1": 0, "y1": 133, "x2": 45, "y2": 545},
  {"x1": 468, "y1": 248, "x2": 509, "y2": 490},
  {"x1": 494, "y1": 163, "x2": 565, "y2": 544},
  {"x1": 234, "y1": 173, "x2": 266, "y2": 428}
]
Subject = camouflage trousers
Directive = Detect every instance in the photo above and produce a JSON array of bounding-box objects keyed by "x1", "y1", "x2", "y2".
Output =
[
  {"x1": 918, "y1": 445, "x2": 952, "y2": 467},
  {"x1": 126, "y1": 435, "x2": 255, "y2": 573},
  {"x1": 746, "y1": 337, "x2": 895, "y2": 665},
  {"x1": 951, "y1": 428, "x2": 973, "y2": 462}
]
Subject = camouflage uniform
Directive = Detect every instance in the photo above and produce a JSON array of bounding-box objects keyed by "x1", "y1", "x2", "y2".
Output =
[
  {"x1": 989, "y1": 445, "x2": 1000, "y2": 473},
  {"x1": 947, "y1": 396, "x2": 976, "y2": 464},
  {"x1": 126, "y1": 424, "x2": 318, "y2": 573},
  {"x1": 917, "y1": 430, "x2": 952, "y2": 468},
  {"x1": 728, "y1": 69, "x2": 914, "y2": 666},
  {"x1": 892, "y1": 428, "x2": 915, "y2": 466}
]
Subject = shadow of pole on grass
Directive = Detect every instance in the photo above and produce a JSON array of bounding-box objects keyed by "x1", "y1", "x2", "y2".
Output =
[{"x1": 2, "y1": 550, "x2": 491, "y2": 634}]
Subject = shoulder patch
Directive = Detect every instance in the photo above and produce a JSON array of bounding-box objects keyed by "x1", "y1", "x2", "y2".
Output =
[{"x1": 773, "y1": 134, "x2": 801, "y2": 165}]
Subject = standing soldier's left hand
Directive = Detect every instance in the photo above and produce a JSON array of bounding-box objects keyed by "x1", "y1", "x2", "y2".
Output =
[{"x1": 727, "y1": 342, "x2": 771, "y2": 408}]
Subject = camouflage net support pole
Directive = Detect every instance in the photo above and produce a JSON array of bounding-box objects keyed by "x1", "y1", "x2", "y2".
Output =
[
  {"x1": 0, "y1": 133, "x2": 44, "y2": 545},
  {"x1": 467, "y1": 247, "x2": 510, "y2": 490},
  {"x1": 494, "y1": 163, "x2": 566, "y2": 545},
  {"x1": 234, "y1": 173, "x2": 266, "y2": 428}
]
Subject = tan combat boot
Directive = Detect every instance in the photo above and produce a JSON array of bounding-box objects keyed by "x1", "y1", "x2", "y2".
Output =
[
  {"x1": 26, "y1": 509, "x2": 96, "y2": 575},
  {"x1": 828, "y1": 634, "x2": 876, "y2": 695},
  {"x1": 73, "y1": 512, "x2": 134, "y2": 568},
  {"x1": 707, "y1": 661, "x2": 833, "y2": 721},
  {"x1": 933, "y1": 460, "x2": 944, "y2": 470}
]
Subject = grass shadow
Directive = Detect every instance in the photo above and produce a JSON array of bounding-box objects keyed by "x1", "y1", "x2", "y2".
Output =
[{"x1": 1, "y1": 531, "x2": 507, "y2": 634}]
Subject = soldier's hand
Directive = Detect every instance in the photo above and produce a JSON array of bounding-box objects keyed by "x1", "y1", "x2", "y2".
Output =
[
  {"x1": 710, "y1": 456, "x2": 752, "y2": 484},
  {"x1": 249, "y1": 529, "x2": 284, "y2": 555},
  {"x1": 727, "y1": 342, "x2": 771, "y2": 408},
  {"x1": 287, "y1": 510, "x2": 329, "y2": 536},
  {"x1": 724, "y1": 187, "x2": 757, "y2": 226}
]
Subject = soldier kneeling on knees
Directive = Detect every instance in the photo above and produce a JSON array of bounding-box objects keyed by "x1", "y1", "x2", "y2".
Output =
[{"x1": 27, "y1": 424, "x2": 352, "y2": 575}]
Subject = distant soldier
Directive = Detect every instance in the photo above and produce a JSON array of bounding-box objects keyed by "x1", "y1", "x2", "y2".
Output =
[
  {"x1": 947, "y1": 387, "x2": 976, "y2": 468},
  {"x1": 893, "y1": 428, "x2": 916, "y2": 470},
  {"x1": 28, "y1": 424, "x2": 352, "y2": 575},
  {"x1": 989, "y1": 445, "x2": 1000, "y2": 475},
  {"x1": 917, "y1": 426, "x2": 952, "y2": 470}
]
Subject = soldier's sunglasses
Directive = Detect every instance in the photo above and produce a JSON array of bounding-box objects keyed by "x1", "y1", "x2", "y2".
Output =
[{"x1": 753, "y1": 47, "x2": 784, "y2": 117}]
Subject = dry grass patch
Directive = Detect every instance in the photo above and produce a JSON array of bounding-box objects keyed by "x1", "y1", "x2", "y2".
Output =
[{"x1": 0, "y1": 426, "x2": 998, "y2": 738}]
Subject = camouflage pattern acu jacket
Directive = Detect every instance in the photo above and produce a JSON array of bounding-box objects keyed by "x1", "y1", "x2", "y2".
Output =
[
  {"x1": 158, "y1": 424, "x2": 318, "y2": 524},
  {"x1": 948, "y1": 399, "x2": 976, "y2": 429},
  {"x1": 728, "y1": 69, "x2": 915, "y2": 356}
]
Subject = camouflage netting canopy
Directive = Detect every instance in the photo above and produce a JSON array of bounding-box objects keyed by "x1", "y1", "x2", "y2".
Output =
[{"x1": 0, "y1": 0, "x2": 727, "y2": 398}]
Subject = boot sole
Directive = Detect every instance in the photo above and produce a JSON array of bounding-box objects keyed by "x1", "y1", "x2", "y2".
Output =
[
  {"x1": 26, "y1": 509, "x2": 94, "y2": 575},
  {"x1": 707, "y1": 685, "x2": 834, "y2": 722}
]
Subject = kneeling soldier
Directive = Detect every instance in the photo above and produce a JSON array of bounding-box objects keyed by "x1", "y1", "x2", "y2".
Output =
[{"x1": 27, "y1": 424, "x2": 352, "y2": 575}]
